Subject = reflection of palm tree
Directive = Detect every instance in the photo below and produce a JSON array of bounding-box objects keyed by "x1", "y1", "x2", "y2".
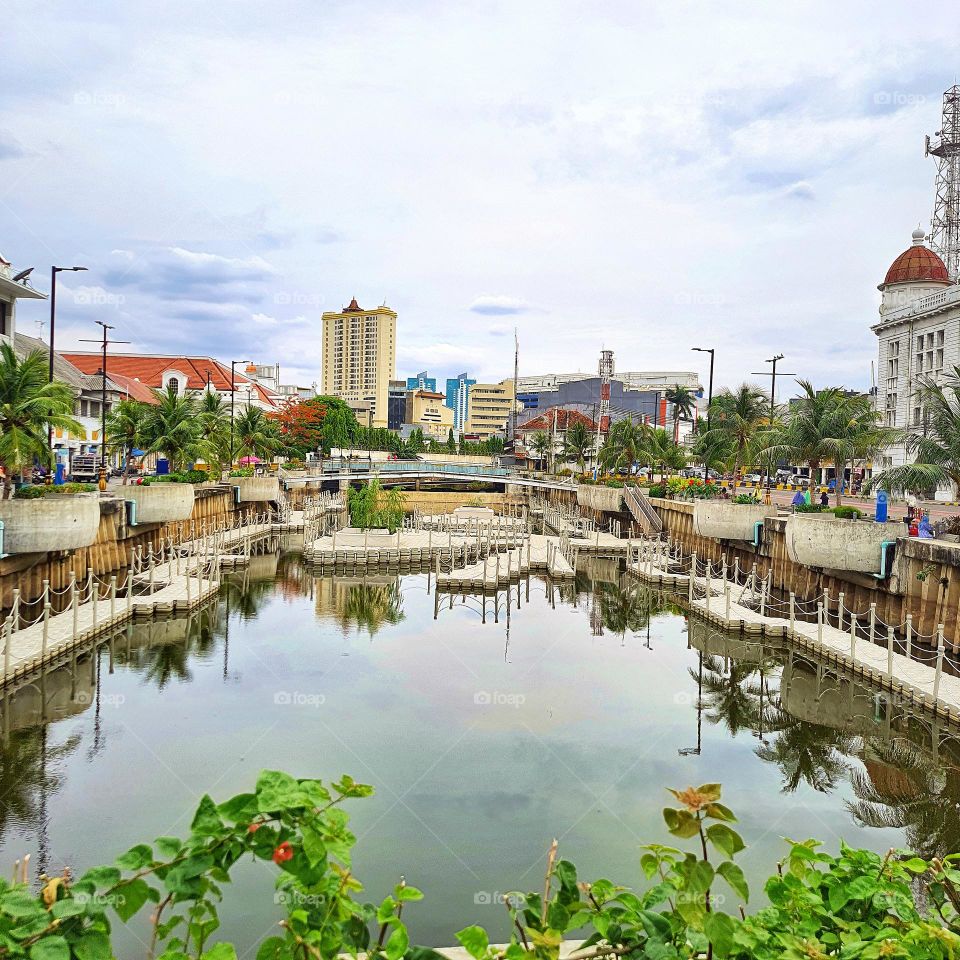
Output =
[
  {"x1": 847, "y1": 741, "x2": 960, "y2": 859},
  {"x1": 133, "y1": 642, "x2": 193, "y2": 688},
  {"x1": 221, "y1": 576, "x2": 273, "y2": 620},
  {"x1": 593, "y1": 580, "x2": 666, "y2": 638},
  {"x1": 337, "y1": 582, "x2": 405, "y2": 637},
  {"x1": 755, "y1": 715, "x2": 855, "y2": 793},
  {"x1": 0, "y1": 727, "x2": 81, "y2": 842},
  {"x1": 691, "y1": 655, "x2": 767, "y2": 737}
]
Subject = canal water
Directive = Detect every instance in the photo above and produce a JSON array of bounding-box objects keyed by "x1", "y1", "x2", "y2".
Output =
[{"x1": 1, "y1": 552, "x2": 957, "y2": 952}]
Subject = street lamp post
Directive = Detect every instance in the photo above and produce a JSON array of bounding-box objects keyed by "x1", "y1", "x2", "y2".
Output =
[
  {"x1": 47, "y1": 265, "x2": 88, "y2": 469},
  {"x1": 692, "y1": 347, "x2": 715, "y2": 481},
  {"x1": 230, "y1": 360, "x2": 251, "y2": 468},
  {"x1": 751, "y1": 354, "x2": 795, "y2": 503}
]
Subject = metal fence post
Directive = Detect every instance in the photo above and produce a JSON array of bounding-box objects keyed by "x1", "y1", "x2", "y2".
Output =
[{"x1": 934, "y1": 625, "x2": 946, "y2": 702}]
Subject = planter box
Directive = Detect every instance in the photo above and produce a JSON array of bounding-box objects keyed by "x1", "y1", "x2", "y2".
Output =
[
  {"x1": 785, "y1": 514, "x2": 903, "y2": 573},
  {"x1": 576, "y1": 484, "x2": 624, "y2": 512},
  {"x1": 0, "y1": 495, "x2": 101, "y2": 554},
  {"x1": 692, "y1": 500, "x2": 777, "y2": 541},
  {"x1": 121, "y1": 483, "x2": 195, "y2": 523},
  {"x1": 234, "y1": 477, "x2": 280, "y2": 502}
]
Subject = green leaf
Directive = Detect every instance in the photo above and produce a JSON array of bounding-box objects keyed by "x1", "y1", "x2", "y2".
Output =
[
  {"x1": 716, "y1": 861, "x2": 749, "y2": 902},
  {"x1": 155, "y1": 836, "x2": 184, "y2": 859},
  {"x1": 456, "y1": 925, "x2": 489, "y2": 959},
  {"x1": 687, "y1": 860, "x2": 714, "y2": 896},
  {"x1": 641, "y1": 853, "x2": 659, "y2": 879},
  {"x1": 845, "y1": 875, "x2": 879, "y2": 900},
  {"x1": 115, "y1": 844, "x2": 153, "y2": 871},
  {"x1": 639, "y1": 909, "x2": 672, "y2": 939},
  {"x1": 663, "y1": 808, "x2": 700, "y2": 839},
  {"x1": 697, "y1": 783, "x2": 722, "y2": 802},
  {"x1": 50, "y1": 899, "x2": 86, "y2": 920},
  {"x1": 395, "y1": 885, "x2": 424, "y2": 902},
  {"x1": 191, "y1": 795, "x2": 225, "y2": 836},
  {"x1": 301, "y1": 825, "x2": 327, "y2": 867},
  {"x1": 704, "y1": 803, "x2": 736, "y2": 822},
  {"x1": 376, "y1": 896, "x2": 398, "y2": 923},
  {"x1": 901, "y1": 857, "x2": 929, "y2": 874},
  {"x1": 705, "y1": 824, "x2": 744, "y2": 858},
  {"x1": 385, "y1": 924, "x2": 409, "y2": 960},
  {"x1": 29, "y1": 936, "x2": 70, "y2": 960},
  {"x1": 202, "y1": 944, "x2": 238, "y2": 960},
  {"x1": 74, "y1": 931, "x2": 112, "y2": 960},
  {"x1": 255, "y1": 937, "x2": 289, "y2": 960},
  {"x1": 555, "y1": 860, "x2": 577, "y2": 892},
  {"x1": 79, "y1": 866, "x2": 121, "y2": 889},
  {"x1": 114, "y1": 877, "x2": 151, "y2": 922},
  {"x1": 1, "y1": 890, "x2": 45, "y2": 919},
  {"x1": 704, "y1": 913, "x2": 736, "y2": 957},
  {"x1": 217, "y1": 792, "x2": 258, "y2": 824},
  {"x1": 256, "y1": 770, "x2": 307, "y2": 812},
  {"x1": 828, "y1": 883, "x2": 849, "y2": 913}
]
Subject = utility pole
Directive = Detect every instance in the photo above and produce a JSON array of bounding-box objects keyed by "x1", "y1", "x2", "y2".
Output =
[
  {"x1": 47, "y1": 264, "x2": 87, "y2": 468},
  {"x1": 751, "y1": 354, "x2": 794, "y2": 504},
  {"x1": 692, "y1": 347, "x2": 715, "y2": 482},
  {"x1": 510, "y1": 328, "x2": 519, "y2": 446},
  {"x1": 79, "y1": 321, "x2": 129, "y2": 490}
]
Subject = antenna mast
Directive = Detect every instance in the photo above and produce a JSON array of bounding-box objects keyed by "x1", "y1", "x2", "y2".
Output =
[
  {"x1": 926, "y1": 84, "x2": 960, "y2": 281},
  {"x1": 596, "y1": 349, "x2": 614, "y2": 463}
]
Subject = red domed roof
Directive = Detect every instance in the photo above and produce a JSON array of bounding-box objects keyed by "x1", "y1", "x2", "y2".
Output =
[{"x1": 882, "y1": 230, "x2": 949, "y2": 286}]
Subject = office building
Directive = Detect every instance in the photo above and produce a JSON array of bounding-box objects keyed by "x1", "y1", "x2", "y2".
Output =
[
  {"x1": 321, "y1": 297, "x2": 397, "y2": 428},
  {"x1": 445, "y1": 373, "x2": 475, "y2": 430},
  {"x1": 465, "y1": 379, "x2": 515, "y2": 440}
]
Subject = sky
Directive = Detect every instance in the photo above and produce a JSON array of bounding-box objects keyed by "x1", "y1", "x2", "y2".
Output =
[{"x1": 1, "y1": 1, "x2": 957, "y2": 396}]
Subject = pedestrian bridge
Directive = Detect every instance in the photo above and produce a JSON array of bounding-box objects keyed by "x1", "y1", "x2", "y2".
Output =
[{"x1": 278, "y1": 460, "x2": 579, "y2": 492}]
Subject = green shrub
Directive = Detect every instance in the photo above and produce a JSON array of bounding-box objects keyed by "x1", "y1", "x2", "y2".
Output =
[
  {"x1": 832, "y1": 505, "x2": 863, "y2": 519},
  {"x1": 229, "y1": 467, "x2": 255, "y2": 478},
  {"x1": 604, "y1": 478, "x2": 624, "y2": 488},
  {"x1": 0, "y1": 774, "x2": 956, "y2": 960},
  {"x1": 794, "y1": 502, "x2": 825, "y2": 513},
  {"x1": 648, "y1": 484, "x2": 666, "y2": 498},
  {"x1": 14, "y1": 482, "x2": 96, "y2": 499},
  {"x1": 732, "y1": 493, "x2": 760, "y2": 504}
]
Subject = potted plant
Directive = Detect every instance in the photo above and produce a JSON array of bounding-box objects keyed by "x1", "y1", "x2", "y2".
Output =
[
  {"x1": 0, "y1": 483, "x2": 102, "y2": 553},
  {"x1": 230, "y1": 468, "x2": 281, "y2": 502},
  {"x1": 120, "y1": 472, "x2": 198, "y2": 523},
  {"x1": 785, "y1": 510, "x2": 902, "y2": 573}
]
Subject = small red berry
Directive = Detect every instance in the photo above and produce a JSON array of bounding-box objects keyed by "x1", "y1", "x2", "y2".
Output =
[
  {"x1": 247, "y1": 822, "x2": 262, "y2": 834},
  {"x1": 272, "y1": 842, "x2": 294, "y2": 865}
]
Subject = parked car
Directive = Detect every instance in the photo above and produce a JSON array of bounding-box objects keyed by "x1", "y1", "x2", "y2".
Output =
[{"x1": 744, "y1": 473, "x2": 762, "y2": 483}]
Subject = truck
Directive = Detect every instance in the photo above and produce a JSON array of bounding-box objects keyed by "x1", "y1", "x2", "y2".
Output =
[{"x1": 70, "y1": 454, "x2": 100, "y2": 483}]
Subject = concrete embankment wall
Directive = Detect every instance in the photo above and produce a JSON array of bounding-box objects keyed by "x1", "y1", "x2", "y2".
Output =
[
  {"x1": 401, "y1": 490, "x2": 519, "y2": 514},
  {"x1": 0, "y1": 485, "x2": 239, "y2": 611},
  {"x1": 650, "y1": 497, "x2": 960, "y2": 650}
]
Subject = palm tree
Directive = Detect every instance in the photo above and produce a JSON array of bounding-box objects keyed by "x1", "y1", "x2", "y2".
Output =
[
  {"x1": 105, "y1": 398, "x2": 150, "y2": 483},
  {"x1": 755, "y1": 717, "x2": 855, "y2": 793},
  {"x1": 847, "y1": 739, "x2": 960, "y2": 860},
  {"x1": 665, "y1": 384, "x2": 697, "y2": 442},
  {"x1": 196, "y1": 390, "x2": 231, "y2": 469},
  {"x1": 639, "y1": 427, "x2": 687, "y2": 482},
  {"x1": 144, "y1": 385, "x2": 203, "y2": 471},
  {"x1": 699, "y1": 384, "x2": 771, "y2": 494},
  {"x1": 599, "y1": 418, "x2": 648, "y2": 475},
  {"x1": 528, "y1": 431, "x2": 552, "y2": 471},
  {"x1": 869, "y1": 365, "x2": 960, "y2": 500},
  {"x1": 563, "y1": 420, "x2": 594, "y2": 470},
  {"x1": 766, "y1": 381, "x2": 890, "y2": 501},
  {"x1": 234, "y1": 405, "x2": 279, "y2": 463},
  {"x1": 0, "y1": 345, "x2": 84, "y2": 497}
]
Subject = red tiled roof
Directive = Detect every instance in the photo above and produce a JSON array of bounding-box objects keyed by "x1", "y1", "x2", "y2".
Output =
[
  {"x1": 108, "y1": 372, "x2": 159, "y2": 404},
  {"x1": 344, "y1": 297, "x2": 362, "y2": 312},
  {"x1": 882, "y1": 238, "x2": 950, "y2": 286},
  {"x1": 517, "y1": 408, "x2": 598, "y2": 432},
  {"x1": 61, "y1": 353, "x2": 279, "y2": 406}
]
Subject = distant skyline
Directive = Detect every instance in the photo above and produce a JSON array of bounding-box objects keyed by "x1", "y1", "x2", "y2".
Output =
[{"x1": 2, "y1": 1, "x2": 956, "y2": 396}]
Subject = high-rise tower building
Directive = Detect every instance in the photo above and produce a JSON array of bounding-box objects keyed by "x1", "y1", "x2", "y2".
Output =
[
  {"x1": 321, "y1": 298, "x2": 397, "y2": 428},
  {"x1": 927, "y1": 85, "x2": 960, "y2": 281}
]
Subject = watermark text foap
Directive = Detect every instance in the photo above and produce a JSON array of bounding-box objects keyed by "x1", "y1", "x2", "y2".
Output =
[
  {"x1": 474, "y1": 890, "x2": 527, "y2": 907},
  {"x1": 473, "y1": 690, "x2": 525, "y2": 708},
  {"x1": 274, "y1": 691, "x2": 325, "y2": 707},
  {"x1": 73, "y1": 691, "x2": 125, "y2": 708}
]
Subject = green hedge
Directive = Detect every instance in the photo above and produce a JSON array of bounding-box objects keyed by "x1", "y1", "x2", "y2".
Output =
[{"x1": 14, "y1": 482, "x2": 96, "y2": 499}]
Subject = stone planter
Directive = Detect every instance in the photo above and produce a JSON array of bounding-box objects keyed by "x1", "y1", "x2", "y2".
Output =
[
  {"x1": 234, "y1": 477, "x2": 280, "y2": 502},
  {"x1": 0, "y1": 495, "x2": 101, "y2": 554},
  {"x1": 692, "y1": 500, "x2": 777, "y2": 541},
  {"x1": 121, "y1": 483, "x2": 195, "y2": 523},
  {"x1": 576, "y1": 484, "x2": 624, "y2": 512},
  {"x1": 784, "y1": 514, "x2": 903, "y2": 573}
]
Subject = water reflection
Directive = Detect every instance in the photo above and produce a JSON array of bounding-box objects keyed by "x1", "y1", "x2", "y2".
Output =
[{"x1": 1, "y1": 554, "x2": 960, "y2": 910}]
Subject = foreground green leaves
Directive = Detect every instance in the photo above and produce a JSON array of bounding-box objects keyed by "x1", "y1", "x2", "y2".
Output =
[{"x1": 1, "y1": 777, "x2": 959, "y2": 960}]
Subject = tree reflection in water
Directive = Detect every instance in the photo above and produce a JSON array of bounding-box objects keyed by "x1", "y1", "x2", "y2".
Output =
[
  {"x1": 336, "y1": 582, "x2": 405, "y2": 637},
  {"x1": 755, "y1": 719, "x2": 856, "y2": 794}
]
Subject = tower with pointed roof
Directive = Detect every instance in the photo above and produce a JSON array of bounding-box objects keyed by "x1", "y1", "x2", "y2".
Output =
[{"x1": 321, "y1": 298, "x2": 397, "y2": 428}]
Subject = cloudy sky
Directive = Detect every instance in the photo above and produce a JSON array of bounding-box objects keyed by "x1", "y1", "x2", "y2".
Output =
[{"x1": 1, "y1": 1, "x2": 955, "y2": 394}]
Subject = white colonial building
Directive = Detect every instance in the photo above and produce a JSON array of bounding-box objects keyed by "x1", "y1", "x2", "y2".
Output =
[{"x1": 872, "y1": 228, "x2": 959, "y2": 480}]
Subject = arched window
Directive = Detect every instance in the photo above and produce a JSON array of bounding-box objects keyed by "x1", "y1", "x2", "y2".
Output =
[{"x1": 167, "y1": 377, "x2": 179, "y2": 394}]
